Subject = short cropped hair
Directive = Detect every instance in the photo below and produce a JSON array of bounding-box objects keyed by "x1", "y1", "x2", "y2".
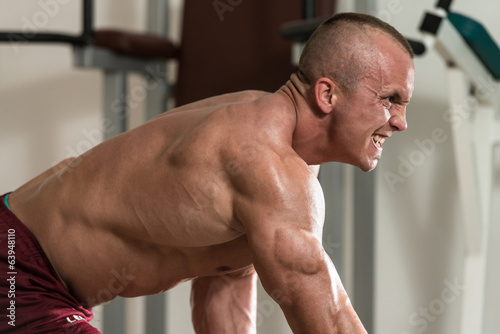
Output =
[{"x1": 298, "y1": 12, "x2": 414, "y2": 92}]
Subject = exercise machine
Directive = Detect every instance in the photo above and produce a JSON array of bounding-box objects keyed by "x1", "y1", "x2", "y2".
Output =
[
  {"x1": 1, "y1": 2, "x2": 174, "y2": 333},
  {"x1": 0, "y1": 0, "x2": 175, "y2": 141},
  {"x1": 417, "y1": 0, "x2": 500, "y2": 332}
]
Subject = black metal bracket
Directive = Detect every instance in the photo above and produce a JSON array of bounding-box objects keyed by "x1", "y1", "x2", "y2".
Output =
[{"x1": 0, "y1": 0, "x2": 93, "y2": 45}]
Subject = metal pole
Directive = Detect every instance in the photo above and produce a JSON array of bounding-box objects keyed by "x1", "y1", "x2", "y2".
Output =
[
  {"x1": 303, "y1": 0, "x2": 316, "y2": 19},
  {"x1": 145, "y1": 0, "x2": 170, "y2": 120},
  {"x1": 82, "y1": 0, "x2": 94, "y2": 40},
  {"x1": 103, "y1": 70, "x2": 128, "y2": 140}
]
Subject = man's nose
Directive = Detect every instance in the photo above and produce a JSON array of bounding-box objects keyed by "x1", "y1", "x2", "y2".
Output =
[{"x1": 389, "y1": 106, "x2": 407, "y2": 132}]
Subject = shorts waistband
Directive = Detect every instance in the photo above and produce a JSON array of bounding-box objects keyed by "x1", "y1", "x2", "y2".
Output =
[{"x1": 3, "y1": 193, "x2": 11, "y2": 211}]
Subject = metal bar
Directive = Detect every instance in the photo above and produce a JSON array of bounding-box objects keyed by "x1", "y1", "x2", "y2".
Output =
[
  {"x1": 145, "y1": 0, "x2": 170, "y2": 329},
  {"x1": 125, "y1": 297, "x2": 146, "y2": 334},
  {"x1": 341, "y1": 165, "x2": 355, "y2": 296},
  {"x1": 145, "y1": 64, "x2": 169, "y2": 120},
  {"x1": 281, "y1": 18, "x2": 324, "y2": 42},
  {"x1": 319, "y1": 162, "x2": 348, "y2": 280},
  {"x1": 436, "y1": 0, "x2": 453, "y2": 12},
  {"x1": 352, "y1": 169, "x2": 375, "y2": 333},
  {"x1": 303, "y1": 0, "x2": 316, "y2": 19},
  {"x1": 0, "y1": 32, "x2": 86, "y2": 44},
  {"x1": 433, "y1": 18, "x2": 495, "y2": 103},
  {"x1": 101, "y1": 72, "x2": 127, "y2": 333},
  {"x1": 474, "y1": 104, "x2": 495, "y2": 233},
  {"x1": 407, "y1": 38, "x2": 426, "y2": 56},
  {"x1": 102, "y1": 70, "x2": 128, "y2": 140},
  {"x1": 483, "y1": 146, "x2": 500, "y2": 333},
  {"x1": 74, "y1": 46, "x2": 164, "y2": 73},
  {"x1": 145, "y1": 0, "x2": 170, "y2": 120},
  {"x1": 447, "y1": 69, "x2": 482, "y2": 254},
  {"x1": 145, "y1": 293, "x2": 167, "y2": 334},
  {"x1": 0, "y1": 0, "x2": 92, "y2": 45},
  {"x1": 89, "y1": 305, "x2": 104, "y2": 332},
  {"x1": 82, "y1": 0, "x2": 94, "y2": 39},
  {"x1": 446, "y1": 69, "x2": 484, "y2": 334},
  {"x1": 103, "y1": 298, "x2": 126, "y2": 334},
  {"x1": 496, "y1": 121, "x2": 500, "y2": 145},
  {"x1": 460, "y1": 255, "x2": 487, "y2": 334},
  {"x1": 147, "y1": 0, "x2": 169, "y2": 36}
]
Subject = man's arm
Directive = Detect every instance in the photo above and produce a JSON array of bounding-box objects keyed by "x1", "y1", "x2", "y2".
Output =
[
  {"x1": 309, "y1": 164, "x2": 320, "y2": 178},
  {"x1": 191, "y1": 267, "x2": 257, "y2": 334},
  {"x1": 234, "y1": 154, "x2": 366, "y2": 333}
]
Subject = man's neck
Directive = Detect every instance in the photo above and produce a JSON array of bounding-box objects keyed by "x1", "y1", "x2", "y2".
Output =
[{"x1": 277, "y1": 74, "x2": 329, "y2": 165}]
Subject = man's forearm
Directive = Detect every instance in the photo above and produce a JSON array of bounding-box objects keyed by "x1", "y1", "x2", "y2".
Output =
[
  {"x1": 266, "y1": 258, "x2": 366, "y2": 334},
  {"x1": 254, "y1": 229, "x2": 367, "y2": 334}
]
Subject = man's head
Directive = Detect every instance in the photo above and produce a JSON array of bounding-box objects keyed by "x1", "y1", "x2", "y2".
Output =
[
  {"x1": 297, "y1": 13, "x2": 415, "y2": 171},
  {"x1": 298, "y1": 12, "x2": 414, "y2": 92}
]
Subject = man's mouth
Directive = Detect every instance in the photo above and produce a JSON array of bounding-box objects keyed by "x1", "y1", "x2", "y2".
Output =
[{"x1": 371, "y1": 134, "x2": 386, "y2": 149}]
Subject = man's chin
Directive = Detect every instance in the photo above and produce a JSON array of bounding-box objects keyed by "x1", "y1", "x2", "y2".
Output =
[{"x1": 355, "y1": 158, "x2": 379, "y2": 172}]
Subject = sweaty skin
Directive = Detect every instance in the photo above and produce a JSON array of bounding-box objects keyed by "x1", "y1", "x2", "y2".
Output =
[{"x1": 8, "y1": 30, "x2": 414, "y2": 333}]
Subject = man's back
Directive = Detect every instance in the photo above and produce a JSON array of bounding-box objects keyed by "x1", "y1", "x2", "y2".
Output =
[{"x1": 8, "y1": 89, "x2": 311, "y2": 307}]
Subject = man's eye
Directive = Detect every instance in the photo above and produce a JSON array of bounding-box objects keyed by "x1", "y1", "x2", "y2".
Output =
[{"x1": 384, "y1": 96, "x2": 394, "y2": 103}]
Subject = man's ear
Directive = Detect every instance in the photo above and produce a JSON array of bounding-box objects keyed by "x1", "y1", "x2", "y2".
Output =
[{"x1": 314, "y1": 77, "x2": 338, "y2": 114}]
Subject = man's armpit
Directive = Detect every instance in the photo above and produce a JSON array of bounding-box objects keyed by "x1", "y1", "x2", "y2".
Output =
[{"x1": 223, "y1": 265, "x2": 256, "y2": 278}]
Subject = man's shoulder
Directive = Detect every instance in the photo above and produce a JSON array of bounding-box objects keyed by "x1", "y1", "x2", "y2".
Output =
[
  {"x1": 228, "y1": 142, "x2": 320, "y2": 203},
  {"x1": 228, "y1": 146, "x2": 325, "y2": 234}
]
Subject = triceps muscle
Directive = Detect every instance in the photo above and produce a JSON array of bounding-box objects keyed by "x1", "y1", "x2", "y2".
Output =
[
  {"x1": 274, "y1": 227, "x2": 325, "y2": 276},
  {"x1": 251, "y1": 225, "x2": 336, "y2": 306}
]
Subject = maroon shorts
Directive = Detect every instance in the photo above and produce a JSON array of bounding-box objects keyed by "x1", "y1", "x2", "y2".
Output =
[{"x1": 0, "y1": 193, "x2": 100, "y2": 333}]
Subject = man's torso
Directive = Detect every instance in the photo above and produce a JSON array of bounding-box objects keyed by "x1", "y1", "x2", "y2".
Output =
[{"x1": 9, "y1": 90, "x2": 312, "y2": 307}]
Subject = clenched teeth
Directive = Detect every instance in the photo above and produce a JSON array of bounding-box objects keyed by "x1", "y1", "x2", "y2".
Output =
[{"x1": 372, "y1": 135, "x2": 386, "y2": 147}]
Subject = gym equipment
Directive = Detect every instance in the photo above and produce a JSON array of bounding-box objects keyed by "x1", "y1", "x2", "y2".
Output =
[
  {"x1": 418, "y1": 0, "x2": 500, "y2": 332},
  {"x1": 0, "y1": 1, "x2": 313, "y2": 332},
  {"x1": 0, "y1": 2, "x2": 173, "y2": 333},
  {"x1": 0, "y1": 0, "x2": 175, "y2": 141}
]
